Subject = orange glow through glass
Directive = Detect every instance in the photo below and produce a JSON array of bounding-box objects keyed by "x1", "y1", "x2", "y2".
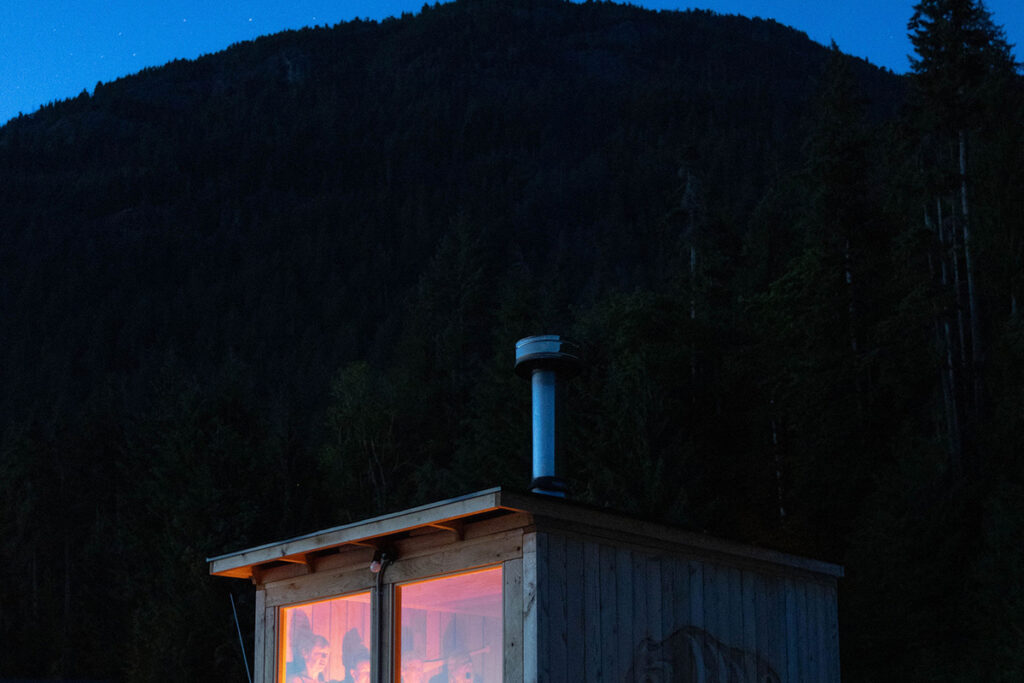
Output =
[
  {"x1": 395, "y1": 566, "x2": 503, "y2": 683},
  {"x1": 279, "y1": 591, "x2": 371, "y2": 683}
]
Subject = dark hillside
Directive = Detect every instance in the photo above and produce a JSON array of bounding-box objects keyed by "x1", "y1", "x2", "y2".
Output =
[
  {"x1": 4, "y1": 0, "x2": 1023, "y2": 680},
  {"x1": 0, "y1": 0, "x2": 899, "y2": 437}
]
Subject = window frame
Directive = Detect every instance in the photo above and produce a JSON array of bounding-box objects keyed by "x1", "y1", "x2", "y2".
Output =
[
  {"x1": 259, "y1": 525, "x2": 527, "y2": 683},
  {"x1": 392, "y1": 564, "x2": 505, "y2": 683},
  {"x1": 277, "y1": 588, "x2": 374, "y2": 683}
]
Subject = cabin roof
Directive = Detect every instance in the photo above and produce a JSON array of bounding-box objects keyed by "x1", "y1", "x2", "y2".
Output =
[{"x1": 207, "y1": 487, "x2": 843, "y2": 581}]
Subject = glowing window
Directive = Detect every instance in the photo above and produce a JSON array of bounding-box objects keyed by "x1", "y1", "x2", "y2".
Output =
[
  {"x1": 280, "y1": 591, "x2": 372, "y2": 683},
  {"x1": 395, "y1": 566, "x2": 503, "y2": 683}
]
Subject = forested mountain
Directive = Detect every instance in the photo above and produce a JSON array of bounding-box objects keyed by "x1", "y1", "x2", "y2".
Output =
[{"x1": 1, "y1": 0, "x2": 1021, "y2": 680}]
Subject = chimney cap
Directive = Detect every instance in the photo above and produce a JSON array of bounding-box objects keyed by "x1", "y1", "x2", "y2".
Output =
[{"x1": 515, "y1": 335, "x2": 581, "y2": 379}]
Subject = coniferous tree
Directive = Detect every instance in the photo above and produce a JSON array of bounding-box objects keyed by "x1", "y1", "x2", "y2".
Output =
[
  {"x1": 748, "y1": 43, "x2": 896, "y2": 561},
  {"x1": 0, "y1": 2, "x2": 964, "y2": 680},
  {"x1": 908, "y1": 0, "x2": 1018, "y2": 470}
]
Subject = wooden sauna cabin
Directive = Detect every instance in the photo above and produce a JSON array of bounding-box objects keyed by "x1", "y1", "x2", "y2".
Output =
[{"x1": 208, "y1": 487, "x2": 843, "y2": 683}]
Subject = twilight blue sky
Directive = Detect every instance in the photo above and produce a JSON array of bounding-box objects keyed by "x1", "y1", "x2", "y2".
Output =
[{"x1": 2, "y1": 0, "x2": 1022, "y2": 126}]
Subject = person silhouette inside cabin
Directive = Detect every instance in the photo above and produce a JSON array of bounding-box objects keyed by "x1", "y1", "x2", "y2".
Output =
[
  {"x1": 341, "y1": 628, "x2": 371, "y2": 683},
  {"x1": 428, "y1": 623, "x2": 482, "y2": 683},
  {"x1": 289, "y1": 633, "x2": 330, "y2": 683}
]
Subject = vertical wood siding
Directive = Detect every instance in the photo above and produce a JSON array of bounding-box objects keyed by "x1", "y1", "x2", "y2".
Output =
[
  {"x1": 262, "y1": 603, "x2": 276, "y2": 683},
  {"x1": 254, "y1": 589, "x2": 266, "y2": 683},
  {"x1": 522, "y1": 531, "x2": 539, "y2": 683},
  {"x1": 248, "y1": 513, "x2": 838, "y2": 683},
  {"x1": 534, "y1": 531, "x2": 840, "y2": 683},
  {"x1": 504, "y1": 557, "x2": 525, "y2": 682}
]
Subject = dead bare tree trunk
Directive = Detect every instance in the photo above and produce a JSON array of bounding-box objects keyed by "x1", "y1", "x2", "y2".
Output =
[
  {"x1": 959, "y1": 128, "x2": 983, "y2": 413},
  {"x1": 844, "y1": 238, "x2": 858, "y2": 353},
  {"x1": 771, "y1": 399, "x2": 785, "y2": 521},
  {"x1": 929, "y1": 204, "x2": 964, "y2": 472}
]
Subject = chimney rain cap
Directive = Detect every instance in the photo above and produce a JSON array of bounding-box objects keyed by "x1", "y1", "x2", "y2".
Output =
[{"x1": 515, "y1": 335, "x2": 581, "y2": 379}]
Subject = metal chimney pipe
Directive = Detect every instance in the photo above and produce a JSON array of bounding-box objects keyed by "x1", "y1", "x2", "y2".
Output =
[{"x1": 515, "y1": 335, "x2": 580, "y2": 497}]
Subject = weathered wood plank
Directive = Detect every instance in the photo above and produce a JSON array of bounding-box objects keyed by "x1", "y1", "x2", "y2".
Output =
[
  {"x1": 522, "y1": 532, "x2": 538, "y2": 683},
  {"x1": 671, "y1": 555, "x2": 689, "y2": 636},
  {"x1": 718, "y1": 563, "x2": 737, "y2": 676},
  {"x1": 753, "y1": 572, "x2": 776, "y2": 680},
  {"x1": 741, "y1": 569, "x2": 758, "y2": 682},
  {"x1": 264, "y1": 568, "x2": 376, "y2": 608},
  {"x1": 264, "y1": 605, "x2": 276, "y2": 683},
  {"x1": 253, "y1": 590, "x2": 266, "y2": 683},
  {"x1": 803, "y1": 580, "x2": 818, "y2": 682},
  {"x1": 385, "y1": 528, "x2": 524, "y2": 585},
  {"x1": 824, "y1": 582, "x2": 840, "y2": 682},
  {"x1": 797, "y1": 577, "x2": 809, "y2": 682},
  {"x1": 536, "y1": 532, "x2": 551, "y2": 683},
  {"x1": 646, "y1": 553, "x2": 663, "y2": 646},
  {"x1": 263, "y1": 529, "x2": 521, "y2": 607},
  {"x1": 546, "y1": 532, "x2": 567, "y2": 682},
  {"x1": 599, "y1": 543, "x2": 618, "y2": 682},
  {"x1": 769, "y1": 573, "x2": 789, "y2": 682},
  {"x1": 726, "y1": 564, "x2": 742, "y2": 650},
  {"x1": 583, "y1": 540, "x2": 602, "y2": 681},
  {"x1": 564, "y1": 537, "x2": 585, "y2": 683},
  {"x1": 615, "y1": 547, "x2": 634, "y2": 681},
  {"x1": 632, "y1": 548, "x2": 648, "y2": 673},
  {"x1": 504, "y1": 557, "x2": 524, "y2": 683},
  {"x1": 810, "y1": 580, "x2": 826, "y2": 683},
  {"x1": 252, "y1": 512, "x2": 536, "y2": 586},
  {"x1": 501, "y1": 491, "x2": 843, "y2": 579},
  {"x1": 703, "y1": 563, "x2": 723, "y2": 657},
  {"x1": 688, "y1": 559, "x2": 705, "y2": 673},
  {"x1": 660, "y1": 555, "x2": 675, "y2": 645},
  {"x1": 210, "y1": 489, "x2": 506, "y2": 577},
  {"x1": 255, "y1": 546, "x2": 370, "y2": 586},
  {"x1": 785, "y1": 577, "x2": 800, "y2": 683},
  {"x1": 731, "y1": 564, "x2": 745, "y2": 682}
]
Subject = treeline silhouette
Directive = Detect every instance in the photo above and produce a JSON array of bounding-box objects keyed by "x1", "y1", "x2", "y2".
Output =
[{"x1": 0, "y1": 0, "x2": 1021, "y2": 680}]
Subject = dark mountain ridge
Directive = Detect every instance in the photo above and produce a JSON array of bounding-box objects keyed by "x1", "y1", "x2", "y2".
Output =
[
  {"x1": 0, "y1": 0, "x2": 901, "y2": 427},
  {"x1": 9, "y1": 0, "x2": 1024, "y2": 681}
]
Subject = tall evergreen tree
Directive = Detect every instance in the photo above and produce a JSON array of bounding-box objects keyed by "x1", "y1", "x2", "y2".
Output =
[
  {"x1": 907, "y1": 0, "x2": 1017, "y2": 470},
  {"x1": 747, "y1": 43, "x2": 896, "y2": 560}
]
